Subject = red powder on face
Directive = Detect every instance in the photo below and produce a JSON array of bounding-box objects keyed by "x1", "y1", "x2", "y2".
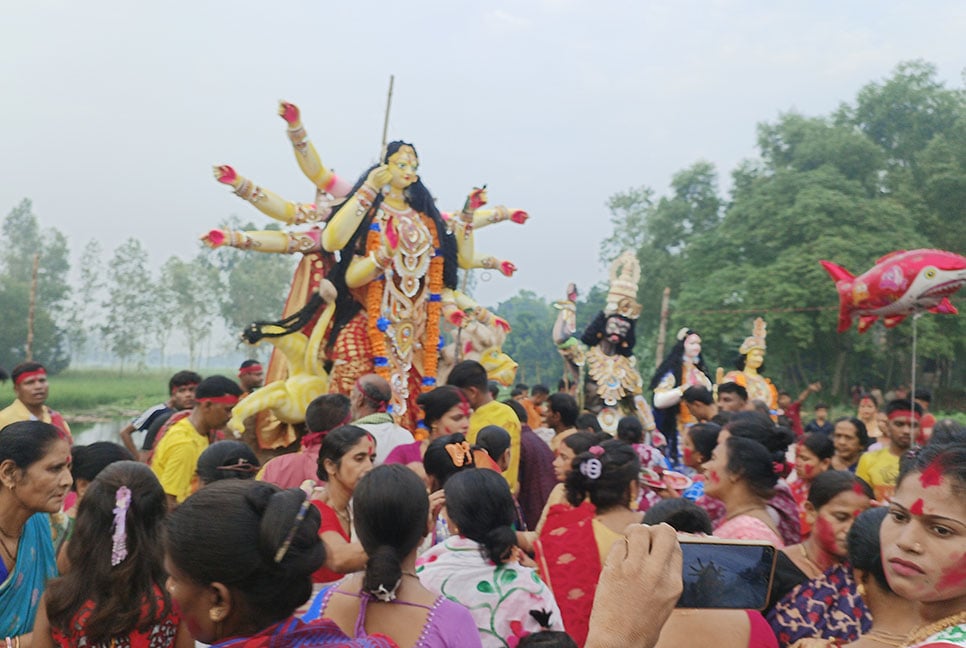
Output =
[
  {"x1": 920, "y1": 462, "x2": 945, "y2": 488},
  {"x1": 936, "y1": 553, "x2": 966, "y2": 592},
  {"x1": 815, "y1": 516, "x2": 838, "y2": 555},
  {"x1": 909, "y1": 498, "x2": 925, "y2": 516},
  {"x1": 804, "y1": 464, "x2": 813, "y2": 477},
  {"x1": 852, "y1": 482, "x2": 866, "y2": 496},
  {"x1": 708, "y1": 470, "x2": 719, "y2": 484}
]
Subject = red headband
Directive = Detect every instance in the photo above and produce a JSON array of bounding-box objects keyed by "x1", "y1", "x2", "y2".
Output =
[
  {"x1": 14, "y1": 369, "x2": 46, "y2": 385},
  {"x1": 198, "y1": 395, "x2": 240, "y2": 406},
  {"x1": 355, "y1": 379, "x2": 389, "y2": 412},
  {"x1": 888, "y1": 409, "x2": 921, "y2": 422},
  {"x1": 238, "y1": 364, "x2": 263, "y2": 376}
]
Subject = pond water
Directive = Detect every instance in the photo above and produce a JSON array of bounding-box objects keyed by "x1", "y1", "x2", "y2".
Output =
[{"x1": 71, "y1": 418, "x2": 129, "y2": 446}]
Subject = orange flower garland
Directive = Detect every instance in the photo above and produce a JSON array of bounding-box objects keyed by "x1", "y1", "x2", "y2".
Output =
[{"x1": 363, "y1": 213, "x2": 445, "y2": 393}]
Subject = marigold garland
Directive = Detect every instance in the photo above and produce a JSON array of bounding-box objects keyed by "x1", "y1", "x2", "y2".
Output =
[{"x1": 363, "y1": 212, "x2": 445, "y2": 394}]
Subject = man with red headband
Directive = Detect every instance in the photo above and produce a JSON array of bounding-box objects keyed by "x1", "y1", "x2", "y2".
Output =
[
  {"x1": 237, "y1": 360, "x2": 265, "y2": 395},
  {"x1": 151, "y1": 375, "x2": 242, "y2": 507},
  {"x1": 119, "y1": 370, "x2": 201, "y2": 459},
  {"x1": 0, "y1": 362, "x2": 71, "y2": 440},
  {"x1": 856, "y1": 398, "x2": 922, "y2": 502},
  {"x1": 350, "y1": 374, "x2": 413, "y2": 465}
]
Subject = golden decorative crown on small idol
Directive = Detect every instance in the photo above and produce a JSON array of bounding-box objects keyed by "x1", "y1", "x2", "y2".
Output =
[
  {"x1": 605, "y1": 251, "x2": 642, "y2": 320},
  {"x1": 738, "y1": 317, "x2": 767, "y2": 354}
]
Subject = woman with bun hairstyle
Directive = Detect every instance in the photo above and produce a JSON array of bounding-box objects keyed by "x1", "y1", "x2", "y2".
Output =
[
  {"x1": 766, "y1": 470, "x2": 874, "y2": 646},
  {"x1": 534, "y1": 439, "x2": 641, "y2": 646},
  {"x1": 384, "y1": 386, "x2": 472, "y2": 483},
  {"x1": 716, "y1": 411, "x2": 800, "y2": 545},
  {"x1": 417, "y1": 469, "x2": 563, "y2": 646},
  {"x1": 703, "y1": 427, "x2": 794, "y2": 546},
  {"x1": 33, "y1": 461, "x2": 191, "y2": 648},
  {"x1": 308, "y1": 464, "x2": 481, "y2": 647},
  {"x1": 162, "y1": 480, "x2": 391, "y2": 647},
  {"x1": 311, "y1": 425, "x2": 376, "y2": 583}
]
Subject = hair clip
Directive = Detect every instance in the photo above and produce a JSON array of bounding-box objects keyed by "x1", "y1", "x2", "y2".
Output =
[
  {"x1": 373, "y1": 581, "x2": 401, "y2": 602},
  {"x1": 772, "y1": 461, "x2": 785, "y2": 476},
  {"x1": 588, "y1": 445, "x2": 605, "y2": 457},
  {"x1": 580, "y1": 458, "x2": 603, "y2": 480},
  {"x1": 274, "y1": 490, "x2": 312, "y2": 564},
  {"x1": 445, "y1": 442, "x2": 473, "y2": 467},
  {"x1": 111, "y1": 486, "x2": 132, "y2": 567}
]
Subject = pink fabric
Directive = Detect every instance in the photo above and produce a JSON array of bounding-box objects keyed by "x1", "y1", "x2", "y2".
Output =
[
  {"x1": 260, "y1": 447, "x2": 321, "y2": 489},
  {"x1": 746, "y1": 610, "x2": 779, "y2": 648},
  {"x1": 383, "y1": 441, "x2": 422, "y2": 466},
  {"x1": 714, "y1": 514, "x2": 784, "y2": 547}
]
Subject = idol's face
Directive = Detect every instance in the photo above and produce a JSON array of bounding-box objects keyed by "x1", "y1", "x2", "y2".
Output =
[{"x1": 387, "y1": 147, "x2": 419, "y2": 190}]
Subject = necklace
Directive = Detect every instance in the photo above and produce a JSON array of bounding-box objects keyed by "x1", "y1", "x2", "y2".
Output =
[
  {"x1": 864, "y1": 629, "x2": 906, "y2": 647},
  {"x1": 0, "y1": 523, "x2": 21, "y2": 539},
  {"x1": 799, "y1": 543, "x2": 827, "y2": 576},
  {"x1": 903, "y1": 611, "x2": 966, "y2": 646},
  {"x1": 0, "y1": 535, "x2": 16, "y2": 562},
  {"x1": 726, "y1": 504, "x2": 764, "y2": 521}
]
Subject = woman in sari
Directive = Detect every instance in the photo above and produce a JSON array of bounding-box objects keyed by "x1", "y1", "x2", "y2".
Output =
[
  {"x1": 534, "y1": 439, "x2": 641, "y2": 646},
  {"x1": 0, "y1": 421, "x2": 72, "y2": 642},
  {"x1": 766, "y1": 471, "x2": 874, "y2": 646},
  {"x1": 164, "y1": 480, "x2": 394, "y2": 648},
  {"x1": 418, "y1": 469, "x2": 563, "y2": 647},
  {"x1": 384, "y1": 386, "x2": 471, "y2": 482}
]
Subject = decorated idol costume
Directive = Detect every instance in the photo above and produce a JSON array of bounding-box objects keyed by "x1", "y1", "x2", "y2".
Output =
[{"x1": 650, "y1": 328, "x2": 713, "y2": 463}]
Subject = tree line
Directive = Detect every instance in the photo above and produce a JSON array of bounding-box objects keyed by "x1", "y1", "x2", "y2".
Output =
[{"x1": 497, "y1": 61, "x2": 965, "y2": 402}]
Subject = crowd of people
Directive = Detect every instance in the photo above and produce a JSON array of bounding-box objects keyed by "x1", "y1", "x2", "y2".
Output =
[{"x1": 1, "y1": 356, "x2": 965, "y2": 648}]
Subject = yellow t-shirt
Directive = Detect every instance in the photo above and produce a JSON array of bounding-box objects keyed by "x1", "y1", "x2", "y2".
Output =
[
  {"x1": 468, "y1": 400, "x2": 522, "y2": 492},
  {"x1": 0, "y1": 399, "x2": 72, "y2": 439},
  {"x1": 856, "y1": 448, "x2": 900, "y2": 502},
  {"x1": 151, "y1": 417, "x2": 208, "y2": 503}
]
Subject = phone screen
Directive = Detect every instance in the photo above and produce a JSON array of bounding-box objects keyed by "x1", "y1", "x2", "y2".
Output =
[{"x1": 677, "y1": 540, "x2": 777, "y2": 609}]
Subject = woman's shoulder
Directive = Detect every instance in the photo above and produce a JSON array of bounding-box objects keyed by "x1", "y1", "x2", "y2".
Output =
[
  {"x1": 716, "y1": 515, "x2": 784, "y2": 547},
  {"x1": 419, "y1": 596, "x2": 483, "y2": 648}
]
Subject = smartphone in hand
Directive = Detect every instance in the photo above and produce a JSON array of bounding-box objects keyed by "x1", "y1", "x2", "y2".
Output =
[{"x1": 676, "y1": 537, "x2": 777, "y2": 609}]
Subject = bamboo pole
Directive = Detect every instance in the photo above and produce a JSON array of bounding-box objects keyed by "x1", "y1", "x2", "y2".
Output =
[
  {"x1": 380, "y1": 75, "x2": 395, "y2": 155},
  {"x1": 654, "y1": 286, "x2": 671, "y2": 369}
]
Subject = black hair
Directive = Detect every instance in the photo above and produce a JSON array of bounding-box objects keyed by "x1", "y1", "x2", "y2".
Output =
[
  {"x1": 502, "y1": 398, "x2": 528, "y2": 424},
  {"x1": 423, "y1": 433, "x2": 475, "y2": 488},
  {"x1": 575, "y1": 413, "x2": 602, "y2": 435},
  {"x1": 168, "y1": 370, "x2": 202, "y2": 393},
  {"x1": 565, "y1": 439, "x2": 639, "y2": 510},
  {"x1": 616, "y1": 416, "x2": 643, "y2": 444},
  {"x1": 510, "y1": 387, "x2": 526, "y2": 398},
  {"x1": 487, "y1": 380, "x2": 501, "y2": 400},
  {"x1": 725, "y1": 410, "x2": 795, "y2": 457},
  {"x1": 717, "y1": 381, "x2": 748, "y2": 402},
  {"x1": 517, "y1": 631, "x2": 578, "y2": 648},
  {"x1": 686, "y1": 423, "x2": 721, "y2": 463},
  {"x1": 913, "y1": 389, "x2": 932, "y2": 403},
  {"x1": 898, "y1": 442, "x2": 966, "y2": 493},
  {"x1": 10, "y1": 361, "x2": 45, "y2": 383},
  {"x1": 239, "y1": 359, "x2": 260, "y2": 369},
  {"x1": 531, "y1": 384, "x2": 550, "y2": 397},
  {"x1": 649, "y1": 330, "x2": 711, "y2": 391},
  {"x1": 241, "y1": 294, "x2": 328, "y2": 347},
  {"x1": 46, "y1": 462, "x2": 171, "y2": 644},
  {"x1": 164, "y1": 480, "x2": 324, "y2": 627},
  {"x1": 354, "y1": 465, "x2": 429, "y2": 600},
  {"x1": 305, "y1": 393, "x2": 351, "y2": 434},
  {"x1": 885, "y1": 399, "x2": 924, "y2": 418},
  {"x1": 562, "y1": 431, "x2": 604, "y2": 456},
  {"x1": 807, "y1": 470, "x2": 873, "y2": 509},
  {"x1": 682, "y1": 385, "x2": 715, "y2": 405},
  {"x1": 929, "y1": 419, "x2": 966, "y2": 446},
  {"x1": 847, "y1": 507, "x2": 892, "y2": 592},
  {"x1": 834, "y1": 417, "x2": 870, "y2": 449},
  {"x1": 642, "y1": 498, "x2": 713, "y2": 534},
  {"x1": 445, "y1": 469, "x2": 517, "y2": 565},
  {"x1": 195, "y1": 375, "x2": 243, "y2": 400},
  {"x1": 417, "y1": 386, "x2": 468, "y2": 428},
  {"x1": 858, "y1": 392, "x2": 879, "y2": 407},
  {"x1": 710, "y1": 411, "x2": 733, "y2": 426},
  {"x1": 196, "y1": 441, "x2": 260, "y2": 485},
  {"x1": 446, "y1": 360, "x2": 488, "y2": 391},
  {"x1": 815, "y1": 402, "x2": 829, "y2": 411},
  {"x1": 515, "y1": 383, "x2": 530, "y2": 391},
  {"x1": 0, "y1": 420, "x2": 63, "y2": 469},
  {"x1": 800, "y1": 432, "x2": 835, "y2": 461},
  {"x1": 735, "y1": 354, "x2": 766, "y2": 373},
  {"x1": 476, "y1": 426, "x2": 511, "y2": 462},
  {"x1": 547, "y1": 392, "x2": 579, "y2": 427},
  {"x1": 317, "y1": 425, "x2": 372, "y2": 482},
  {"x1": 580, "y1": 312, "x2": 637, "y2": 357},
  {"x1": 70, "y1": 442, "x2": 134, "y2": 489},
  {"x1": 725, "y1": 436, "x2": 782, "y2": 499}
]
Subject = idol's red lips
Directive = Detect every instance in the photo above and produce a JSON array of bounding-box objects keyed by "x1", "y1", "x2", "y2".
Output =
[{"x1": 889, "y1": 557, "x2": 925, "y2": 575}]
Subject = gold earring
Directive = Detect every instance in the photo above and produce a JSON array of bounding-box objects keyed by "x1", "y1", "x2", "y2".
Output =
[
  {"x1": 209, "y1": 608, "x2": 225, "y2": 623},
  {"x1": 856, "y1": 583, "x2": 866, "y2": 597}
]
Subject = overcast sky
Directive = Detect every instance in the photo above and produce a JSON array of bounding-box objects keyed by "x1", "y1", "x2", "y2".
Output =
[{"x1": 3, "y1": 1, "x2": 963, "y2": 310}]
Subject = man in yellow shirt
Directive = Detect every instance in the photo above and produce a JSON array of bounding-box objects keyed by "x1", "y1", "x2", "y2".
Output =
[
  {"x1": 856, "y1": 399, "x2": 922, "y2": 502},
  {"x1": 0, "y1": 362, "x2": 72, "y2": 440},
  {"x1": 151, "y1": 375, "x2": 242, "y2": 507},
  {"x1": 447, "y1": 360, "x2": 521, "y2": 492}
]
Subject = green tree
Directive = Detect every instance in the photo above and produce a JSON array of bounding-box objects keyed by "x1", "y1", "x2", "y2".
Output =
[
  {"x1": 0, "y1": 199, "x2": 71, "y2": 372},
  {"x1": 160, "y1": 252, "x2": 224, "y2": 368},
  {"x1": 65, "y1": 239, "x2": 107, "y2": 363},
  {"x1": 102, "y1": 239, "x2": 154, "y2": 372}
]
